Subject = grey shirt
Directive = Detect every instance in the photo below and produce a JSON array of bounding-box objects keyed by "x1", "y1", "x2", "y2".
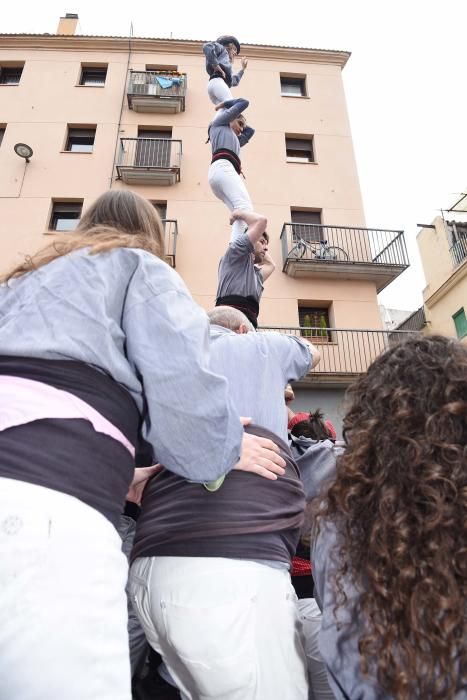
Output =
[
  {"x1": 208, "y1": 98, "x2": 255, "y2": 156},
  {"x1": 209, "y1": 325, "x2": 312, "y2": 443},
  {"x1": 0, "y1": 247, "x2": 243, "y2": 483},
  {"x1": 312, "y1": 519, "x2": 467, "y2": 700},
  {"x1": 203, "y1": 41, "x2": 244, "y2": 88},
  {"x1": 289, "y1": 435, "x2": 341, "y2": 502},
  {"x1": 216, "y1": 232, "x2": 264, "y2": 302}
]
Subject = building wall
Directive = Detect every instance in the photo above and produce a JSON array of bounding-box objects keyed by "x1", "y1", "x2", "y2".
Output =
[
  {"x1": 0, "y1": 36, "x2": 384, "y2": 331},
  {"x1": 417, "y1": 217, "x2": 467, "y2": 341}
]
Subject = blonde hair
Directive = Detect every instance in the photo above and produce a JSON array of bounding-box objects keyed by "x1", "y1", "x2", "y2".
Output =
[{"x1": 1, "y1": 190, "x2": 165, "y2": 283}]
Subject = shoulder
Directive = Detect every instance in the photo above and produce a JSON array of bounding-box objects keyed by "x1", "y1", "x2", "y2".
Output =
[
  {"x1": 104, "y1": 248, "x2": 188, "y2": 297},
  {"x1": 227, "y1": 233, "x2": 254, "y2": 255}
]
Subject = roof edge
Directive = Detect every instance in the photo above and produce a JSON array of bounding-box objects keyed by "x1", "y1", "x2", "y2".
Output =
[{"x1": 0, "y1": 34, "x2": 351, "y2": 67}]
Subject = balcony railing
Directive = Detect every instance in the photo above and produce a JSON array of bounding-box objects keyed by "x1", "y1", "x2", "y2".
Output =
[
  {"x1": 280, "y1": 224, "x2": 409, "y2": 292},
  {"x1": 449, "y1": 237, "x2": 467, "y2": 267},
  {"x1": 116, "y1": 138, "x2": 182, "y2": 185},
  {"x1": 162, "y1": 219, "x2": 178, "y2": 268},
  {"x1": 127, "y1": 71, "x2": 187, "y2": 112},
  {"x1": 258, "y1": 326, "x2": 418, "y2": 380}
]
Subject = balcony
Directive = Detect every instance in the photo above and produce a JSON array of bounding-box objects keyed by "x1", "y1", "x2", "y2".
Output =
[
  {"x1": 259, "y1": 326, "x2": 418, "y2": 385},
  {"x1": 280, "y1": 224, "x2": 409, "y2": 292},
  {"x1": 162, "y1": 219, "x2": 178, "y2": 268},
  {"x1": 116, "y1": 138, "x2": 182, "y2": 185},
  {"x1": 127, "y1": 71, "x2": 187, "y2": 113},
  {"x1": 449, "y1": 236, "x2": 467, "y2": 267}
]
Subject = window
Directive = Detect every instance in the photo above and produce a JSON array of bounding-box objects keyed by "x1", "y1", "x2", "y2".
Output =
[
  {"x1": 0, "y1": 126, "x2": 5, "y2": 146},
  {"x1": 0, "y1": 65, "x2": 24, "y2": 85},
  {"x1": 136, "y1": 128, "x2": 172, "y2": 167},
  {"x1": 453, "y1": 308, "x2": 467, "y2": 339},
  {"x1": 65, "y1": 126, "x2": 96, "y2": 153},
  {"x1": 299, "y1": 306, "x2": 330, "y2": 339},
  {"x1": 79, "y1": 65, "x2": 107, "y2": 86},
  {"x1": 291, "y1": 210, "x2": 323, "y2": 242},
  {"x1": 280, "y1": 75, "x2": 306, "y2": 97},
  {"x1": 49, "y1": 201, "x2": 83, "y2": 232},
  {"x1": 286, "y1": 136, "x2": 314, "y2": 163},
  {"x1": 151, "y1": 201, "x2": 167, "y2": 220}
]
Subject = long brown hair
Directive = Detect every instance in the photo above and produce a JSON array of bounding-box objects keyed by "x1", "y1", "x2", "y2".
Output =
[
  {"x1": 1, "y1": 190, "x2": 165, "y2": 282},
  {"x1": 317, "y1": 335, "x2": 467, "y2": 699}
]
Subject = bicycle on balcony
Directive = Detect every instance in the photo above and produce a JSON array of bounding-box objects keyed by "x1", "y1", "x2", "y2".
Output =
[{"x1": 288, "y1": 236, "x2": 349, "y2": 262}]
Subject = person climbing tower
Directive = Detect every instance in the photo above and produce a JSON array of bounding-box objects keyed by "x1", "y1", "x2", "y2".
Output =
[{"x1": 203, "y1": 35, "x2": 248, "y2": 105}]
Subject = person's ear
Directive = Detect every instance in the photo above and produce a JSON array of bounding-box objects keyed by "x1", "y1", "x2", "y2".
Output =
[{"x1": 237, "y1": 323, "x2": 249, "y2": 334}]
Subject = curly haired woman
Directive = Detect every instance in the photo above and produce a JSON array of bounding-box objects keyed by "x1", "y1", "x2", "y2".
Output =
[{"x1": 312, "y1": 335, "x2": 467, "y2": 700}]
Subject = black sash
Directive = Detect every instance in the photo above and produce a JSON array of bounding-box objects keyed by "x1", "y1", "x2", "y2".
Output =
[{"x1": 215, "y1": 294, "x2": 259, "y2": 329}]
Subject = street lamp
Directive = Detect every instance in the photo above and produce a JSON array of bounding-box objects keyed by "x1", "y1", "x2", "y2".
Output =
[{"x1": 14, "y1": 143, "x2": 33, "y2": 163}]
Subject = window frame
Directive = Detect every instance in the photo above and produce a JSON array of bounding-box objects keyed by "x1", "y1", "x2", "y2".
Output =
[
  {"x1": 291, "y1": 209, "x2": 323, "y2": 242},
  {"x1": 0, "y1": 64, "x2": 24, "y2": 86},
  {"x1": 48, "y1": 201, "x2": 83, "y2": 232},
  {"x1": 285, "y1": 135, "x2": 315, "y2": 163},
  {"x1": 151, "y1": 200, "x2": 168, "y2": 220},
  {"x1": 452, "y1": 307, "x2": 467, "y2": 339},
  {"x1": 78, "y1": 65, "x2": 108, "y2": 87},
  {"x1": 64, "y1": 126, "x2": 96, "y2": 153},
  {"x1": 280, "y1": 74, "x2": 307, "y2": 98},
  {"x1": 298, "y1": 306, "x2": 331, "y2": 340}
]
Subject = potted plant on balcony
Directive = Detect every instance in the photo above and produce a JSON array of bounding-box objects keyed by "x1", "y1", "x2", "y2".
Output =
[{"x1": 302, "y1": 314, "x2": 312, "y2": 338}]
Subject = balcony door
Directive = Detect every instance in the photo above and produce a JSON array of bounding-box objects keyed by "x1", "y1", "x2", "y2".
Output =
[
  {"x1": 136, "y1": 128, "x2": 172, "y2": 168},
  {"x1": 291, "y1": 210, "x2": 323, "y2": 242}
]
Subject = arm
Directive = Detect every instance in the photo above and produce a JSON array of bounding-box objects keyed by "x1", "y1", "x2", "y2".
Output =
[
  {"x1": 123, "y1": 283, "x2": 244, "y2": 483},
  {"x1": 202, "y1": 42, "x2": 225, "y2": 74},
  {"x1": 257, "y1": 250, "x2": 276, "y2": 282},
  {"x1": 123, "y1": 262, "x2": 285, "y2": 483},
  {"x1": 239, "y1": 126, "x2": 255, "y2": 147},
  {"x1": 230, "y1": 210, "x2": 267, "y2": 246},
  {"x1": 299, "y1": 338, "x2": 321, "y2": 369},
  {"x1": 212, "y1": 98, "x2": 249, "y2": 126},
  {"x1": 231, "y1": 57, "x2": 248, "y2": 86},
  {"x1": 268, "y1": 332, "x2": 315, "y2": 382}
]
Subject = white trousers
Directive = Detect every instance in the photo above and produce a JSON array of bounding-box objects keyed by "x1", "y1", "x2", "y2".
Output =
[
  {"x1": 297, "y1": 598, "x2": 334, "y2": 700},
  {"x1": 0, "y1": 477, "x2": 131, "y2": 700},
  {"x1": 129, "y1": 556, "x2": 309, "y2": 700},
  {"x1": 208, "y1": 159, "x2": 253, "y2": 242},
  {"x1": 207, "y1": 77, "x2": 233, "y2": 105}
]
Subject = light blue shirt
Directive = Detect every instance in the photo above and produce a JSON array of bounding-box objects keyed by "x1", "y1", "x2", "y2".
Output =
[
  {"x1": 209, "y1": 325, "x2": 312, "y2": 443},
  {"x1": 0, "y1": 247, "x2": 243, "y2": 482}
]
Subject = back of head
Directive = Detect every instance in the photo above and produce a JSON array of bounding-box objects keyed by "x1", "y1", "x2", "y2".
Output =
[
  {"x1": 289, "y1": 409, "x2": 334, "y2": 441},
  {"x1": 318, "y1": 335, "x2": 467, "y2": 699},
  {"x1": 208, "y1": 306, "x2": 253, "y2": 332},
  {"x1": 2, "y1": 190, "x2": 165, "y2": 283}
]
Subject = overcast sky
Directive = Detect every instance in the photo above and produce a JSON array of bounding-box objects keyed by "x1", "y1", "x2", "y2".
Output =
[{"x1": 4, "y1": 0, "x2": 466, "y2": 311}]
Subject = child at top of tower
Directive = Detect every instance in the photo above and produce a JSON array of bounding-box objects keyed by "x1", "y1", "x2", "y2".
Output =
[{"x1": 203, "y1": 35, "x2": 248, "y2": 105}]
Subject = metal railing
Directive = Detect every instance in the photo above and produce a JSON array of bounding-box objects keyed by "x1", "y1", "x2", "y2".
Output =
[
  {"x1": 394, "y1": 306, "x2": 427, "y2": 332},
  {"x1": 258, "y1": 326, "x2": 418, "y2": 376},
  {"x1": 162, "y1": 219, "x2": 178, "y2": 267},
  {"x1": 280, "y1": 223, "x2": 409, "y2": 268},
  {"x1": 449, "y1": 237, "x2": 467, "y2": 267},
  {"x1": 128, "y1": 71, "x2": 187, "y2": 108},
  {"x1": 117, "y1": 138, "x2": 182, "y2": 174}
]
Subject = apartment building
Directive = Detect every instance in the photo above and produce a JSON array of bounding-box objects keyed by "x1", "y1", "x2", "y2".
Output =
[
  {"x1": 0, "y1": 15, "x2": 410, "y2": 434},
  {"x1": 415, "y1": 210, "x2": 467, "y2": 342}
]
